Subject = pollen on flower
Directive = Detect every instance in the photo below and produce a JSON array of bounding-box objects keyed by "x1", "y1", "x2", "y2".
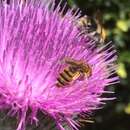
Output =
[{"x1": 0, "y1": 0, "x2": 119, "y2": 130}]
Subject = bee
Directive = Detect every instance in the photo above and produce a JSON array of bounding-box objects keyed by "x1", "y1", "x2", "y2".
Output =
[
  {"x1": 77, "y1": 11, "x2": 106, "y2": 44},
  {"x1": 56, "y1": 58, "x2": 92, "y2": 87}
]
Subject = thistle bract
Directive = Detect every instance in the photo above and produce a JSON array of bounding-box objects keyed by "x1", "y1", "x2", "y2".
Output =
[{"x1": 0, "y1": 0, "x2": 119, "y2": 130}]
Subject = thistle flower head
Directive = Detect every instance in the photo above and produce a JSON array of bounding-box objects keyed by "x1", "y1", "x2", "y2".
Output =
[{"x1": 0, "y1": 0, "x2": 119, "y2": 130}]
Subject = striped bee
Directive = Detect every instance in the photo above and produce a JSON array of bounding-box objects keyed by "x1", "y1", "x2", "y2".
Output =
[
  {"x1": 77, "y1": 11, "x2": 106, "y2": 44},
  {"x1": 56, "y1": 58, "x2": 92, "y2": 87}
]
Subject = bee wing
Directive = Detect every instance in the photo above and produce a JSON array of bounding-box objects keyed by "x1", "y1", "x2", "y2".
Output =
[
  {"x1": 94, "y1": 10, "x2": 102, "y2": 24},
  {"x1": 64, "y1": 58, "x2": 84, "y2": 67},
  {"x1": 94, "y1": 10, "x2": 102, "y2": 32},
  {"x1": 94, "y1": 10, "x2": 107, "y2": 43}
]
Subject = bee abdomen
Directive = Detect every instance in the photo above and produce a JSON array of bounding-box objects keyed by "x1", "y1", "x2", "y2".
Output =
[
  {"x1": 56, "y1": 77, "x2": 66, "y2": 87},
  {"x1": 64, "y1": 69, "x2": 74, "y2": 77},
  {"x1": 56, "y1": 68, "x2": 75, "y2": 87},
  {"x1": 60, "y1": 73, "x2": 72, "y2": 82},
  {"x1": 56, "y1": 74, "x2": 71, "y2": 87}
]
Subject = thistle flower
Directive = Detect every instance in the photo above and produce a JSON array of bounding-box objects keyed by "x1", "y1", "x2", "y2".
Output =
[{"x1": 0, "y1": 0, "x2": 119, "y2": 130}]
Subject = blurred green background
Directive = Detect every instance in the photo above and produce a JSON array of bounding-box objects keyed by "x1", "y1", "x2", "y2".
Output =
[{"x1": 65, "y1": 0, "x2": 130, "y2": 130}]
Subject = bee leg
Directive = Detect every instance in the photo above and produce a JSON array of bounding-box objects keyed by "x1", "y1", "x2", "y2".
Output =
[{"x1": 78, "y1": 73, "x2": 85, "y2": 81}]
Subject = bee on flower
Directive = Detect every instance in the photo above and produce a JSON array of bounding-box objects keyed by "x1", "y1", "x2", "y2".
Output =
[
  {"x1": 0, "y1": 0, "x2": 119, "y2": 130},
  {"x1": 76, "y1": 11, "x2": 107, "y2": 46},
  {"x1": 56, "y1": 58, "x2": 92, "y2": 87}
]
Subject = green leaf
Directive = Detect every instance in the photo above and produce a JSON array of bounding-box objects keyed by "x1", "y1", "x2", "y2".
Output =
[
  {"x1": 119, "y1": 51, "x2": 130, "y2": 63},
  {"x1": 116, "y1": 19, "x2": 129, "y2": 32},
  {"x1": 117, "y1": 62, "x2": 127, "y2": 78},
  {"x1": 67, "y1": 0, "x2": 75, "y2": 7},
  {"x1": 124, "y1": 103, "x2": 130, "y2": 114}
]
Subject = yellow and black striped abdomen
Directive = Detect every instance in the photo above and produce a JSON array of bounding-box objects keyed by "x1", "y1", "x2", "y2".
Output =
[{"x1": 56, "y1": 67, "x2": 80, "y2": 87}]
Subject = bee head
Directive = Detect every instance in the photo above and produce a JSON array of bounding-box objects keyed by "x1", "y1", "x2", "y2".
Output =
[{"x1": 79, "y1": 64, "x2": 92, "y2": 77}]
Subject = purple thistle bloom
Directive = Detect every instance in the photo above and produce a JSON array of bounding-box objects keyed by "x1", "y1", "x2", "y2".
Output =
[{"x1": 0, "y1": 0, "x2": 119, "y2": 130}]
